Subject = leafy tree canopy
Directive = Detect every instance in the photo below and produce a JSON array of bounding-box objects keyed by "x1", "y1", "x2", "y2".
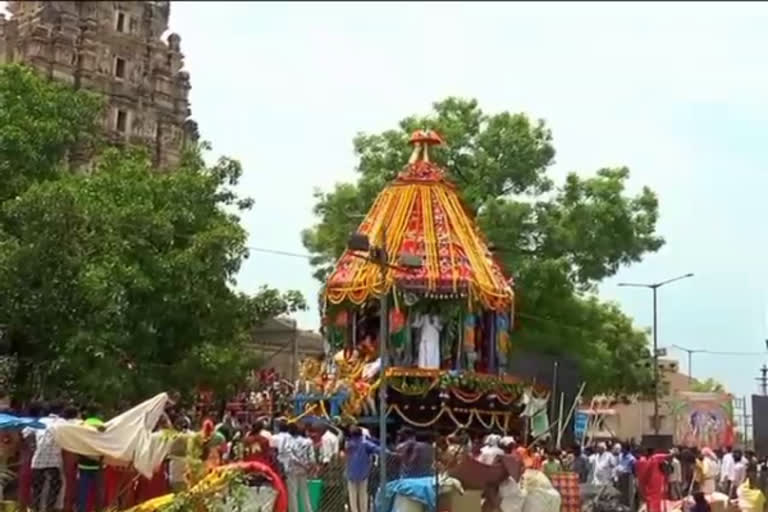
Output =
[
  {"x1": 303, "y1": 97, "x2": 663, "y2": 395},
  {"x1": 0, "y1": 64, "x2": 305, "y2": 407},
  {"x1": 690, "y1": 378, "x2": 726, "y2": 393}
]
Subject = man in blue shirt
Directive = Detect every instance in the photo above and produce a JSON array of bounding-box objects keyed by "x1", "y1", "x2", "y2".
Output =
[
  {"x1": 616, "y1": 444, "x2": 636, "y2": 475},
  {"x1": 614, "y1": 443, "x2": 637, "y2": 510},
  {"x1": 345, "y1": 426, "x2": 380, "y2": 512}
]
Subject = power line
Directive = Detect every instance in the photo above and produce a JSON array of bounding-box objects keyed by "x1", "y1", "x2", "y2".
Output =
[
  {"x1": 246, "y1": 246, "x2": 312, "y2": 260},
  {"x1": 668, "y1": 346, "x2": 765, "y2": 357},
  {"x1": 244, "y1": 244, "x2": 537, "y2": 261}
]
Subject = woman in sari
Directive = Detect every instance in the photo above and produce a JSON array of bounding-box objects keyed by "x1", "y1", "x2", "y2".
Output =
[{"x1": 639, "y1": 451, "x2": 668, "y2": 512}]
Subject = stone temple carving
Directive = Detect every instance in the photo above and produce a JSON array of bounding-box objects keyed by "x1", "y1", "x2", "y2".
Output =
[{"x1": 0, "y1": 1, "x2": 198, "y2": 169}]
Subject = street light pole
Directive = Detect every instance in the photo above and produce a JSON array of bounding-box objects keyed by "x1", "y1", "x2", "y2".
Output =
[
  {"x1": 619, "y1": 272, "x2": 693, "y2": 435},
  {"x1": 347, "y1": 221, "x2": 422, "y2": 493},
  {"x1": 652, "y1": 285, "x2": 658, "y2": 433}
]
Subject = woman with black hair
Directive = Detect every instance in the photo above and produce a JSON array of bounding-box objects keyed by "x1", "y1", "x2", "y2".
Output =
[{"x1": 403, "y1": 431, "x2": 434, "y2": 478}]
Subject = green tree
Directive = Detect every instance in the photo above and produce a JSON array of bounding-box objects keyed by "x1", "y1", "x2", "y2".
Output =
[
  {"x1": 302, "y1": 98, "x2": 662, "y2": 394},
  {"x1": 690, "y1": 378, "x2": 726, "y2": 393},
  {"x1": 0, "y1": 64, "x2": 103, "y2": 200},
  {"x1": 0, "y1": 64, "x2": 306, "y2": 407}
]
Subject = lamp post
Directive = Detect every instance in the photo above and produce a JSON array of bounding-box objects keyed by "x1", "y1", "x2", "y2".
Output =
[
  {"x1": 347, "y1": 228, "x2": 422, "y2": 491},
  {"x1": 618, "y1": 272, "x2": 694, "y2": 435}
]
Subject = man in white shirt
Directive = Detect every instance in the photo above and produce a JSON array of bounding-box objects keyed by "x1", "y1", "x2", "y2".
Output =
[
  {"x1": 477, "y1": 435, "x2": 504, "y2": 465},
  {"x1": 720, "y1": 446, "x2": 734, "y2": 493},
  {"x1": 590, "y1": 442, "x2": 616, "y2": 486},
  {"x1": 730, "y1": 450, "x2": 747, "y2": 499},
  {"x1": 271, "y1": 419, "x2": 292, "y2": 474},
  {"x1": 319, "y1": 425, "x2": 340, "y2": 465},
  {"x1": 23, "y1": 403, "x2": 64, "y2": 512},
  {"x1": 668, "y1": 448, "x2": 683, "y2": 500}
]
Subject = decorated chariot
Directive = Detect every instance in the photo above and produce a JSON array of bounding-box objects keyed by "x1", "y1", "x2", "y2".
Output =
[{"x1": 294, "y1": 130, "x2": 542, "y2": 436}]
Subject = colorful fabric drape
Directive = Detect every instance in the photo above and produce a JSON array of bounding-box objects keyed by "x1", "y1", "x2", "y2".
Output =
[
  {"x1": 327, "y1": 326, "x2": 345, "y2": 351},
  {"x1": 464, "y1": 314, "x2": 477, "y2": 369},
  {"x1": 496, "y1": 313, "x2": 510, "y2": 368},
  {"x1": 333, "y1": 310, "x2": 348, "y2": 327},
  {"x1": 390, "y1": 308, "x2": 406, "y2": 349},
  {"x1": 485, "y1": 313, "x2": 496, "y2": 374},
  {"x1": 548, "y1": 472, "x2": 581, "y2": 512}
]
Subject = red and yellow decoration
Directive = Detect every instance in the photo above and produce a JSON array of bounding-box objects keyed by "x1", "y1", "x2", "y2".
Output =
[
  {"x1": 325, "y1": 129, "x2": 514, "y2": 311},
  {"x1": 128, "y1": 461, "x2": 288, "y2": 512}
]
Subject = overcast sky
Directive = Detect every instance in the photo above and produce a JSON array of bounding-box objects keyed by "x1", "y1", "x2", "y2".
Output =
[{"x1": 5, "y1": 1, "x2": 768, "y2": 399}]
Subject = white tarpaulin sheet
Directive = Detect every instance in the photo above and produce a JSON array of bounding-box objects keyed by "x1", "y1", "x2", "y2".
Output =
[{"x1": 50, "y1": 393, "x2": 173, "y2": 478}]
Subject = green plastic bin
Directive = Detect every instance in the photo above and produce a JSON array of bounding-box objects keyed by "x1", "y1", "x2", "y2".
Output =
[{"x1": 297, "y1": 479, "x2": 324, "y2": 512}]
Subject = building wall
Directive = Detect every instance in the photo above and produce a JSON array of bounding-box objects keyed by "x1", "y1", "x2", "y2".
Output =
[
  {"x1": 0, "y1": 1, "x2": 196, "y2": 168},
  {"x1": 587, "y1": 359, "x2": 699, "y2": 443},
  {"x1": 251, "y1": 318, "x2": 325, "y2": 381},
  {"x1": 613, "y1": 361, "x2": 695, "y2": 441}
]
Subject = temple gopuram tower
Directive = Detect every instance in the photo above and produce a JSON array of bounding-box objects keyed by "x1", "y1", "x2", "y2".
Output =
[{"x1": 0, "y1": 1, "x2": 197, "y2": 168}]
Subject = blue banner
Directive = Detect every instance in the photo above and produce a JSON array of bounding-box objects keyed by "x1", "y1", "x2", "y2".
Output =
[{"x1": 574, "y1": 411, "x2": 588, "y2": 440}]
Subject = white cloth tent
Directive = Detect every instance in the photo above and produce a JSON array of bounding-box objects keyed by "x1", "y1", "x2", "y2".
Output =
[{"x1": 50, "y1": 393, "x2": 174, "y2": 478}]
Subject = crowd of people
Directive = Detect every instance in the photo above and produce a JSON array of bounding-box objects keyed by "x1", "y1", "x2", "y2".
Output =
[
  {"x1": 438, "y1": 434, "x2": 768, "y2": 512},
  {"x1": 0, "y1": 400, "x2": 371, "y2": 512},
  {"x1": 487, "y1": 440, "x2": 768, "y2": 512},
  {"x1": 4, "y1": 397, "x2": 768, "y2": 512}
]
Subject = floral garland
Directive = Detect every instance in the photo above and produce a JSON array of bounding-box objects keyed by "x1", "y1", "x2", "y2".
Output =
[
  {"x1": 387, "y1": 370, "x2": 524, "y2": 403},
  {"x1": 388, "y1": 375, "x2": 439, "y2": 396},
  {"x1": 451, "y1": 387, "x2": 483, "y2": 403},
  {"x1": 388, "y1": 404, "x2": 447, "y2": 428},
  {"x1": 444, "y1": 407, "x2": 475, "y2": 429},
  {"x1": 438, "y1": 373, "x2": 523, "y2": 396},
  {"x1": 389, "y1": 404, "x2": 512, "y2": 432}
]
